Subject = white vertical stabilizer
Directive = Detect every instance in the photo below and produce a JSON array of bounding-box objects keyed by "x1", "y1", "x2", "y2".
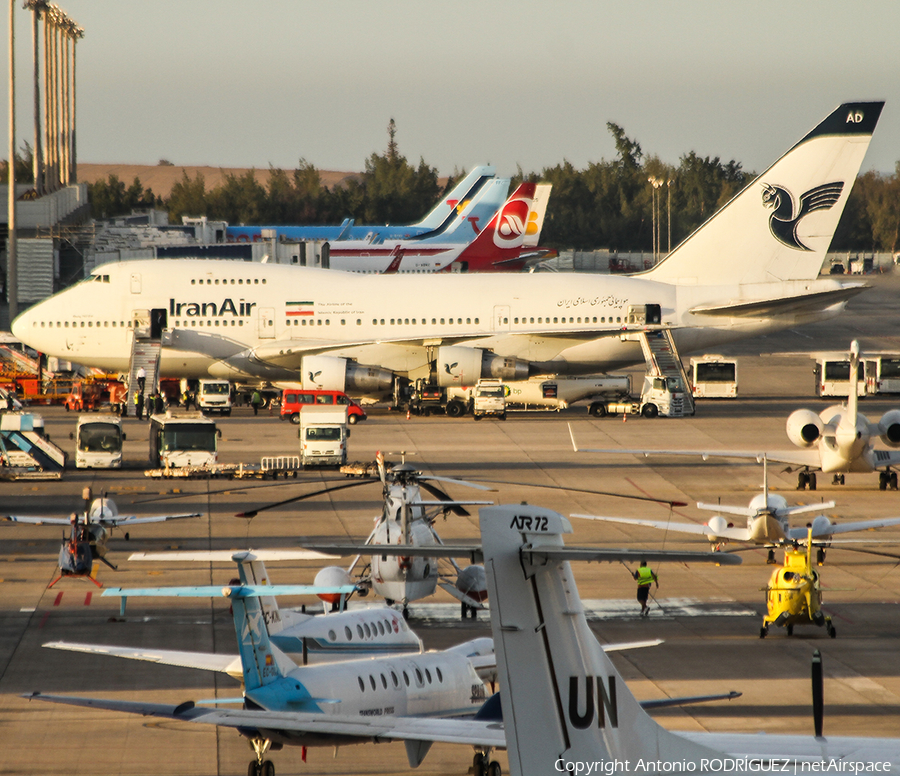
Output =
[
  {"x1": 642, "y1": 102, "x2": 882, "y2": 286},
  {"x1": 480, "y1": 505, "x2": 721, "y2": 776}
]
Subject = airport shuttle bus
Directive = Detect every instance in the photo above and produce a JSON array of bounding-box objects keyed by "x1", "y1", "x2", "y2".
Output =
[
  {"x1": 149, "y1": 410, "x2": 218, "y2": 468},
  {"x1": 865, "y1": 356, "x2": 900, "y2": 394},
  {"x1": 690, "y1": 355, "x2": 738, "y2": 399},
  {"x1": 73, "y1": 414, "x2": 125, "y2": 469},
  {"x1": 814, "y1": 357, "x2": 866, "y2": 398}
]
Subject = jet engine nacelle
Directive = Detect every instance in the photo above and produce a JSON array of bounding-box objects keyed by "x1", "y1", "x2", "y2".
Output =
[
  {"x1": 301, "y1": 355, "x2": 394, "y2": 394},
  {"x1": 878, "y1": 409, "x2": 900, "y2": 447},
  {"x1": 456, "y1": 564, "x2": 488, "y2": 603},
  {"x1": 435, "y1": 346, "x2": 530, "y2": 387},
  {"x1": 314, "y1": 565, "x2": 354, "y2": 605},
  {"x1": 786, "y1": 409, "x2": 824, "y2": 448}
]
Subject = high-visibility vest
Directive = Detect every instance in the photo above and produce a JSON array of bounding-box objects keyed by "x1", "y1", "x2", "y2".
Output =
[{"x1": 636, "y1": 566, "x2": 655, "y2": 586}]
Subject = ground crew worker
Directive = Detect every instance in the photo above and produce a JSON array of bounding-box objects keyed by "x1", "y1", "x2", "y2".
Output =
[
  {"x1": 134, "y1": 390, "x2": 144, "y2": 420},
  {"x1": 633, "y1": 560, "x2": 658, "y2": 617},
  {"x1": 250, "y1": 389, "x2": 262, "y2": 416}
]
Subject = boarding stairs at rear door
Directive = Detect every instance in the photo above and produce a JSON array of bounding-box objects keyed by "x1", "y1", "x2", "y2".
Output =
[{"x1": 638, "y1": 329, "x2": 695, "y2": 416}]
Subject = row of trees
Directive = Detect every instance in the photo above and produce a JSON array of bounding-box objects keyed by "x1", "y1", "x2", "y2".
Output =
[{"x1": 7, "y1": 122, "x2": 899, "y2": 253}]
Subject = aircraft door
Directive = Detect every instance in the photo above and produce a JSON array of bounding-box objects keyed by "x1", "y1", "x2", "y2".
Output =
[
  {"x1": 150, "y1": 309, "x2": 167, "y2": 339},
  {"x1": 492, "y1": 305, "x2": 510, "y2": 332},
  {"x1": 258, "y1": 308, "x2": 276, "y2": 339},
  {"x1": 130, "y1": 273, "x2": 141, "y2": 294}
]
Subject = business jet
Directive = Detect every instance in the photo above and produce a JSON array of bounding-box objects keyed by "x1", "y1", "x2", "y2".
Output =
[
  {"x1": 12, "y1": 102, "x2": 883, "y2": 400},
  {"x1": 225, "y1": 164, "x2": 498, "y2": 243},
  {"x1": 570, "y1": 339, "x2": 900, "y2": 491}
]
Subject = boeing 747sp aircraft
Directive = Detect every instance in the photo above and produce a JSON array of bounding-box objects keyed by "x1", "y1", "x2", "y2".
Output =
[{"x1": 13, "y1": 102, "x2": 883, "y2": 396}]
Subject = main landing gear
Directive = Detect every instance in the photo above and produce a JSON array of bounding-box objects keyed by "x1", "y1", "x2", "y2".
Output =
[
  {"x1": 471, "y1": 751, "x2": 502, "y2": 776},
  {"x1": 797, "y1": 471, "x2": 817, "y2": 490},
  {"x1": 248, "y1": 738, "x2": 276, "y2": 776},
  {"x1": 879, "y1": 470, "x2": 899, "y2": 491}
]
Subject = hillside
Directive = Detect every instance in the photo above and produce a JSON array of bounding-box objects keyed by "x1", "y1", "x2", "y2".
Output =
[{"x1": 76, "y1": 163, "x2": 362, "y2": 199}]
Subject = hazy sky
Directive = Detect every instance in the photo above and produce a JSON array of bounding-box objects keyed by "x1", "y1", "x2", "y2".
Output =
[{"x1": 5, "y1": 1, "x2": 900, "y2": 178}]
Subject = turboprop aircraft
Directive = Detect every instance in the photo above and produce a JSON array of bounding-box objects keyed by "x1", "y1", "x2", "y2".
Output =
[
  {"x1": 569, "y1": 339, "x2": 900, "y2": 491},
  {"x1": 48, "y1": 552, "x2": 421, "y2": 675},
  {"x1": 568, "y1": 448, "x2": 900, "y2": 563},
  {"x1": 26, "y1": 532, "x2": 743, "y2": 776},
  {"x1": 12, "y1": 102, "x2": 882, "y2": 399},
  {"x1": 225, "y1": 165, "x2": 499, "y2": 244},
  {"x1": 3, "y1": 488, "x2": 201, "y2": 587}
]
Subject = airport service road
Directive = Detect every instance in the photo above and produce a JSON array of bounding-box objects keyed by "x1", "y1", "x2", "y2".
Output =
[{"x1": 2, "y1": 272, "x2": 900, "y2": 775}]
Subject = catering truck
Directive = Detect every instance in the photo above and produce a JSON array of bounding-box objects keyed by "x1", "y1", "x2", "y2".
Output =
[{"x1": 298, "y1": 406, "x2": 349, "y2": 467}]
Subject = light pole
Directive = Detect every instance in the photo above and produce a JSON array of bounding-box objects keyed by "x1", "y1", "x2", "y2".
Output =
[
  {"x1": 648, "y1": 176, "x2": 664, "y2": 264},
  {"x1": 666, "y1": 178, "x2": 673, "y2": 255},
  {"x1": 9, "y1": 0, "x2": 18, "y2": 321}
]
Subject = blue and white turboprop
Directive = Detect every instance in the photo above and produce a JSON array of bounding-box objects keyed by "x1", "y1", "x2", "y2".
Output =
[
  {"x1": 3, "y1": 489, "x2": 201, "y2": 587},
  {"x1": 30, "y1": 550, "x2": 498, "y2": 776},
  {"x1": 225, "y1": 165, "x2": 499, "y2": 244}
]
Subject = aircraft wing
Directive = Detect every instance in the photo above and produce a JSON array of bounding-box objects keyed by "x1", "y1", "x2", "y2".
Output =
[
  {"x1": 42, "y1": 642, "x2": 242, "y2": 677},
  {"x1": 24, "y1": 693, "x2": 507, "y2": 749},
  {"x1": 99, "y1": 512, "x2": 202, "y2": 527},
  {"x1": 4, "y1": 515, "x2": 73, "y2": 526},
  {"x1": 128, "y1": 550, "x2": 340, "y2": 562},
  {"x1": 788, "y1": 516, "x2": 900, "y2": 540},
  {"x1": 688, "y1": 283, "x2": 867, "y2": 318},
  {"x1": 101, "y1": 584, "x2": 356, "y2": 599},
  {"x1": 571, "y1": 513, "x2": 753, "y2": 542}
]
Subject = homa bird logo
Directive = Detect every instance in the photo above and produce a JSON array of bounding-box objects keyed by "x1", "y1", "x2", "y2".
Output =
[
  {"x1": 492, "y1": 195, "x2": 531, "y2": 249},
  {"x1": 761, "y1": 181, "x2": 844, "y2": 251}
]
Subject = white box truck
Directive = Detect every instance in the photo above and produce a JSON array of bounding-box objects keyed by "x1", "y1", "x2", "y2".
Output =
[
  {"x1": 198, "y1": 379, "x2": 232, "y2": 415},
  {"x1": 298, "y1": 406, "x2": 349, "y2": 467}
]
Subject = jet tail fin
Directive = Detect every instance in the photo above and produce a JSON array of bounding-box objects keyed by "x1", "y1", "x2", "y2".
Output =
[
  {"x1": 642, "y1": 102, "x2": 883, "y2": 286},
  {"x1": 480, "y1": 505, "x2": 722, "y2": 775},
  {"x1": 411, "y1": 165, "x2": 496, "y2": 231},
  {"x1": 454, "y1": 182, "x2": 538, "y2": 272}
]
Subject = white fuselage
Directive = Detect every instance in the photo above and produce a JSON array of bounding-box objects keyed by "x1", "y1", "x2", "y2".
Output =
[{"x1": 12, "y1": 260, "x2": 852, "y2": 383}]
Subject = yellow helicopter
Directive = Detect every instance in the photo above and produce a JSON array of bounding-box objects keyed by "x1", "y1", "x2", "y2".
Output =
[{"x1": 760, "y1": 529, "x2": 836, "y2": 639}]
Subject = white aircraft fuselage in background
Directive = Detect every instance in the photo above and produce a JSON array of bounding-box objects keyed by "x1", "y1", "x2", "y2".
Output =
[
  {"x1": 12, "y1": 101, "x2": 881, "y2": 393},
  {"x1": 10, "y1": 262, "x2": 860, "y2": 383}
]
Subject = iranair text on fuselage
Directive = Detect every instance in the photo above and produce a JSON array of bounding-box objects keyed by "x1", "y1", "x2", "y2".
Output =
[{"x1": 169, "y1": 297, "x2": 257, "y2": 318}]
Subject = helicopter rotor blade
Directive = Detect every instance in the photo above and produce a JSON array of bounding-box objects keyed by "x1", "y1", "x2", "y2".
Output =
[
  {"x1": 417, "y1": 481, "x2": 470, "y2": 517},
  {"x1": 234, "y1": 479, "x2": 377, "y2": 518},
  {"x1": 457, "y1": 478, "x2": 687, "y2": 508}
]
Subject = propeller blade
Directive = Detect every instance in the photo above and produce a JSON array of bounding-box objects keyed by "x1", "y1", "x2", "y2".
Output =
[{"x1": 812, "y1": 649, "x2": 824, "y2": 738}]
